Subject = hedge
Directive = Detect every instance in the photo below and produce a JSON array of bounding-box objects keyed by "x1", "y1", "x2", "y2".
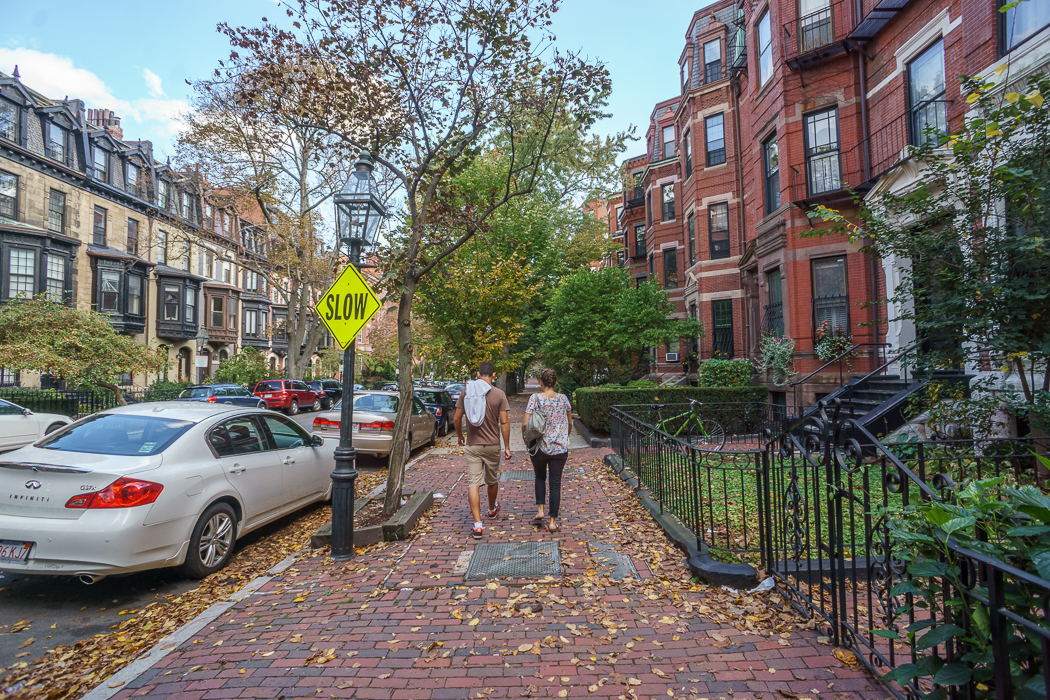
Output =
[
  {"x1": 697, "y1": 359, "x2": 754, "y2": 387},
  {"x1": 575, "y1": 385, "x2": 769, "y2": 433}
]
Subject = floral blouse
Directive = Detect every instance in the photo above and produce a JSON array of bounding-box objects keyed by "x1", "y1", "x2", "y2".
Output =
[{"x1": 526, "y1": 393, "x2": 572, "y2": 455}]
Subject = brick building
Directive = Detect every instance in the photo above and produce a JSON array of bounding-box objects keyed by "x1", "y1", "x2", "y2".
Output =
[{"x1": 616, "y1": 0, "x2": 1050, "y2": 407}]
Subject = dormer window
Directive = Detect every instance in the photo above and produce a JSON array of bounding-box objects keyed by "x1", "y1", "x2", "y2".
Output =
[
  {"x1": 704, "y1": 39, "x2": 722, "y2": 83},
  {"x1": 0, "y1": 99, "x2": 18, "y2": 142},
  {"x1": 126, "y1": 162, "x2": 141, "y2": 196},
  {"x1": 93, "y1": 146, "x2": 108, "y2": 181},
  {"x1": 179, "y1": 191, "x2": 191, "y2": 219},
  {"x1": 158, "y1": 180, "x2": 170, "y2": 209},
  {"x1": 46, "y1": 123, "x2": 65, "y2": 162},
  {"x1": 662, "y1": 125, "x2": 675, "y2": 160}
]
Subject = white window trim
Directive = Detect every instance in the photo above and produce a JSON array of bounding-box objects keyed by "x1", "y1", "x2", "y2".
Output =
[{"x1": 867, "y1": 8, "x2": 960, "y2": 100}]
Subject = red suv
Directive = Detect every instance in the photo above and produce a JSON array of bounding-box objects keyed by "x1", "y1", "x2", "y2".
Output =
[{"x1": 251, "y1": 379, "x2": 320, "y2": 415}]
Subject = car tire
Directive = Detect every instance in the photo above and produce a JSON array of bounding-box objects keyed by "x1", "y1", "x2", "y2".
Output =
[
  {"x1": 287, "y1": 400, "x2": 299, "y2": 416},
  {"x1": 44, "y1": 422, "x2": 65, "y2": 435},
  {"x1": 321, "y1": 398, "x2": 332, "y2": 410},
  {"x1": 311, "y1": 397, "x2": 322, "y2": 412},
  {"x1": 178, "y1": 502, "x2": 237, "y2": 579},
  {"x1": 438, "y1": 419, "x2": 447, "y2": 437},
  {"x1": 257, "y1": 401, "x2": 267, "y2": 409}
]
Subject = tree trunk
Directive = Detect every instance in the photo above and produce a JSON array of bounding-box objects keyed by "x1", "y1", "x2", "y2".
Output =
[
  {"x1": 97, "y1": 381, "x2": 126, "y2": 406},
  {"x1": 383, "y1": 281, "x2": 417, "y2": 517}
]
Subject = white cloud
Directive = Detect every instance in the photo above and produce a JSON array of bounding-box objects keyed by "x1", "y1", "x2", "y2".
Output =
[
  {"x1": 0, "y1": 47, "x2": 189, "y2": 154},
  {"x1": 142, "y1": 68, "x2": 164, "y2": 98}
]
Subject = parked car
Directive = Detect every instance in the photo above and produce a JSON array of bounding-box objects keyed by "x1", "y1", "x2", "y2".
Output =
[
  {"x1": 414, "y1": 387, "x2": 456, "y2": 436},
  {"x1": 0, "y1": 399, "x2": 70, "y2": 453},
  {"x1": 445, "y1": 383, "x2": 465, "y2": 403},
  {"x1": 311, "y1": 391, "x2": 436, "y2": 464},
  {"x1": 175, "y1": 384, "x2": 267, "y2": 409},
  {"x1": 0, "y1": 403, "x2": 335, "y2": 582},
  {"x1": 251, "y1": 379, "x2": 320, "y2": 415},
  {"x1": 380, "y1": 382, "x2": 399, "y2": 392},
  {"x1": 306, "y1": 380, "x2": 343, "y2": 410}
]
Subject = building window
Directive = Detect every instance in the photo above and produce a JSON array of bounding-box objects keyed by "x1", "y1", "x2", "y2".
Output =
[
  {"x1": 804, "y1": 108, "x2": 841, "y2": 195},
  {"x1": 48, "y1": 190, "x2": 65, "y2": 234},
  {"x1": 712, "y1": 299, "x2": 734, "y2": 358},
  {"x1": 757, "y1": 11, "x2": 772, "y2": 85},
  {"x1": 1001, "y1": 0, "x2": 1050, "y2": 52},
  {"x1": 708, "y1": 202, "x2": 730, "y2": 259},
  {"x1": 179, "y1": 191, "x2": 192, "y2": 219},
  {"x1": 205, "y1": 203, "x2": 215, "y2": 230},
  {"x1": 163, "y1": 285, "x2": 180, "y2": 321},
  {"x1": 8, "y1": 248, "x2": 35, "y2": 298},
  {"x1": 705, "y1": 114, "x2": 726, "y2": 166},
  {"x1": 662, "y1": 125, "x2": 675, "y2": 160},
  {"x1": 126, "y1": 162, "x2": 140, "y2": 196},
  {"x1": 245, "y1": 309, "x2": 258, "y2": 336},
  {"x1": 763, "y1": 135, "x2": 780, "y2": 215},
  {"x1": 687, "y1": 213, "x2": 696, "y2": 265},
  {"x1": 179, "y1": 240, "x2": 191, "y2": 271},
  {"x1": 764, "y1": 268, "x2": 784, "y2": 336},
  {"x1": 223, "y1": 212, "x2": 233, "y2": 237},
  {"x1": 634, "y1": 223, "x2": 646, "y2": 258},
  {"x1": 0, "y1": 171, "x2": 16, "y2": 219},
  {"x1": 683, "y1": 129, "x2": 693, "y2": 179},
  {"x1": 0, "y1": 99, "x2": 18, "y2": 142},
  {"x1": 908, "y1": 39, "x2": 947, "y2": 146},
  {"x1": 127, "y1": 218, "x2": 139, "y2": 256},
  {"x1": 649, "y1": 254, "x2": 654, "y2": 275},
  {"x1": 211, "y1": 296, "x2": 224, "y2": 327},
  {"x1": 45, "y1": 254, "x2": 65, "y2": 302},
  {"x1": 661, "y1": 183, "x2": 675, "y2": 221},
  {"x1": 0, "y1": 367, "x2": 17, "y2": 386},
  {"x1": 158, "y1": 180, "x2": 170, "y2": 210},
  {"x1": 99, "y1": 270, "x2": 120, "y2": 312},
  {"x1": 93, "y1": 146, "x2": 108, "y2": 182},
  {"x1": 631, "y1": 171, "x2": 644, "y2": 201},
  {"x1": 704, "y1": 38, "x2": 722, "y2": 83},
  {"x1": 93, "y1": 206, "x2": 107, "y2": 247},
  {"x1": 46, "y1": 123, "x2": 65, "y2": 162},
  {"x1": 800, "y1": 0, "x2": 834, "y2": 53},
  {"x1": 812, "y1": 256, "x2": 848, "y2": 333},
  {"x1": 185, "y1": 287, "x2": 196, "y2": 325},
  {"x1": 223, "y1": 261, "x2": 232, "y2": 284},
  {"x1": 663, "y1": 248, "x2": 678, "y2": 289},
  {"x1": 128, "y1": 275, "x2": 143, "y2": 316},
  {"x1": 645, "y1": 191, "x2": 652, "y2": 228},
  {"x1": 228, "y1": 298, "x2": 237, "y2": 330},
  {"x1": 157, "y1": 230, "x2": 168, "y2": 265}
]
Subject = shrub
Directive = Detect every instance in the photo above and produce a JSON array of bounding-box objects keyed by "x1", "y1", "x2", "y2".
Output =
[
  {"x1": 141, "y1": 380, "x2": 192, "y2": 402},
  {"x1": 627, "y1": 380, "x2": 658, "y2": 388},
  {"x1": 697, "y1": 359, "x2": 753, "y2": 387},
  {"x1": 575, "y1": 385, "x2": 769, "y2": 433},
  {"x1": 753, "y1": 334, "x2": 796, "y2": 386}
]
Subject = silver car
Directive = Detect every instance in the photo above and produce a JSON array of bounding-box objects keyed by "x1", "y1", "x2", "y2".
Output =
[
  {"x1": 0, "y1": 403, "x2": 335, "y2": 583},
  {"x1": 312, "y1": 391, "x2": 437, "y2": 463},
  {"x1": 0, "y1": 399, "x2": 70, "y2": 453}
]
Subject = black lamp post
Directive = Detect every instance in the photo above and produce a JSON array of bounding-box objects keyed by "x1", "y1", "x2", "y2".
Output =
[{"x1": 329, "y1": 150, "x2": 385, "y2": 561}]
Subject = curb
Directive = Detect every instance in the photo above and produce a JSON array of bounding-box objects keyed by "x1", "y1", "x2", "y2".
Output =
[
  {"x1": 602, "y1": 453, "x2": 757, "y2": 589},
  {"x1": 573, "y1": 417, "x2": 610, "y2": 448},
  {"x1": 80, "y1": 554, "x2": 300, "y2": 700}
]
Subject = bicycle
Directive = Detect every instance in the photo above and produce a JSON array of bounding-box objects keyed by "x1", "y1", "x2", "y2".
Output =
[{"x1": 651, "y1": 399, "x2": 726, "y2": 452}]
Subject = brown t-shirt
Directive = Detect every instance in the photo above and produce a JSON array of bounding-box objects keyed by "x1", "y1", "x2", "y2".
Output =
[{"x1": 456, "y1": 384, "x2": 510, "y2": 446}]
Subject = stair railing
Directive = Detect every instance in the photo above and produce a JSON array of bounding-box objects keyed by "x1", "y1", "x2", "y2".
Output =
[{"x1": 790, "y1": 342, "x2": 891, "y2": 415}]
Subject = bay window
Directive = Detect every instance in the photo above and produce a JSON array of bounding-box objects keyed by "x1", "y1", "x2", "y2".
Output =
[
  {"x1": 661, "y1": 183, "x2": 675, "y2": 221},
  {"x1": 709, "y1": 202, "x2": 730, "y2": 259},
  {"x1": 185, "y1": 287, "x2": 196, "y2": 325},
  {"x1": 683, "y1": 129, "x2": 693, "y2": 178},
  {"x1": 705, "y1": 114, "x2": 725, "y2": 166},
  {"x1": 127, "y1": 275, "x2": 143, "y2": 316},
  {"x1": 812, "y1": 256, "x2": 849, "y2": 333},
  {"x1": 663, "y1": 248, "x2": 679, "y2": 289},
  {"x1": 634, "y1": 223, "x2": 646, "y2": 258},
  {"x1": 8, "y1": 248, "x2": 34, "y2": 298},
  {"x1": 687, "y1": 213, "x2": 696, "y2": 265},
  {"x1": 228, "y1": 298, "x2": 237, "y2": 330},
  {"x1": 211, "y1": 296, "x2": 224, "y2": 328},
  {"x1": 163, "y1": 285, "x2": 180, "y2": 321},
  {"x1": 763, "y1": 135, "x2": 780, "y2": 215},
  {"x1": 45, "y1": 255, "x2": 65, "y2": 302},
  {"x1": 99, "y1": 270, "x2": 120, "y2": 312}
]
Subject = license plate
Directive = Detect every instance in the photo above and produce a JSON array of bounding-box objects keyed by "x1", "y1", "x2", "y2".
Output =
[
  {"x1": 0, "y1": 540, "x2": 32, "y2": 564},
  {"x1": 359, "y1": 425, "x2": 380, "y2": 432},
  {"x1": 265, "y1": 393, "x2": 273, "y2": 398}
]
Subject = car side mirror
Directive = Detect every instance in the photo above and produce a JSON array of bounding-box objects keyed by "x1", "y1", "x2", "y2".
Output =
[
  {"x1": 21, "y1": 407, "x2": 32, "y2": 416},
  {"x1": 311, "y1": 435, "x2": 324, "y2": 447}
]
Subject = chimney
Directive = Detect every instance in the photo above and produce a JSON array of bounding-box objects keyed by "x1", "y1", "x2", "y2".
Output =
[{"x1": 86, "y1": 108, "x2": 123, "y2": 140}]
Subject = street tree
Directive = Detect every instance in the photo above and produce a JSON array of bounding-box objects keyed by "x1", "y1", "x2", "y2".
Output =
[
  {"x1": 540, "y1": 267, "x2": 704, "y2": 388},
  {"x1": 211, "y1": 346, "x2": 272, "y2": 387},
  {"x1": 0, "y1": 297, "x2": 167, "y2": 404},
  {"x1": 220, "y1": 0, "x2": 615, "y2": 514}
]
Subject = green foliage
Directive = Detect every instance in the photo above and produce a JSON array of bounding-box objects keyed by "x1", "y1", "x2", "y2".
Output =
[
  {"x1": 0, "y1": 387, "x2": 111, "y2": 416},
  {"x1": 211, "y1": 347, "x2": 272, "y2": 387},
  {"x1": 697, "y1": 359, "x2": 754, "y2": 387},
  {"x1": 143, "y1": 380, "x2": 192, "y2": 402},
  {"x1": 753, "y1": 334, "x2": 797, "y2": 386},
  {"x1": 0, "y1": 296, "x2": 166, "y2": 404},
  {"x1": 575, "y1": 386, "x2": 768, "y2": 432},
  {"x1": 882, "y1": 476, "x2": 1050, "y2": 697},
  {"x1": 813, "y1": 320, "x2": 854, "y2": 362},
  {"x1": 540, "y1": 267, "x2": 704, "y2": 387}
]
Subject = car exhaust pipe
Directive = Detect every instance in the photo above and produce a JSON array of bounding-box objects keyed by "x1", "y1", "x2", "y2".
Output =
[{"x1": 77, "y1": 573, "x2": 105, "y2": 585}]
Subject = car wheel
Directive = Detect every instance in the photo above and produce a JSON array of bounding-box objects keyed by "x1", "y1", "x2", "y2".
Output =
[
  {"x1": 257, "y1": 401, "x2": 267, "y2": 409},
  {"x1": 321, "y1": 398, "x2": 332, "y2": 410},
  {"x1": 287, "y1": 400, "x2": 299, "y2": 416},
  {"x1": 44, "y1": 422, "x2": 66, "y2": 435},
  {"x1": 312, "y1": 397, "x2": 322, "y2": 412},
  {"x1": 178, "y1": 502, "x2": 237, "y2": 579},
  {"x1": 438, "y1": 419, "x2": 447, "y2": 437}
]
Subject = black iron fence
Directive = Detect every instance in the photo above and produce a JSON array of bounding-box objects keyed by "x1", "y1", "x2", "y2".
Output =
[
  {"x1": 609, "y1": 399, "x2": 1050, "y2": 698},
  {"x1": 0, "y1": 387, "x2": 186, "y2": 416}
]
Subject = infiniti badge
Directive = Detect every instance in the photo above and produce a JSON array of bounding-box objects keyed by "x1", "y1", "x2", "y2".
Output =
[{"x1": 25, "y1": 480, "x2": 41, "y2": 490}]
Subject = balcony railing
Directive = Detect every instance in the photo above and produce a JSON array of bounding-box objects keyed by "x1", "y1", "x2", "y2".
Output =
[{"x1": 783, "y1": 0, "x2": 914, "y2": 70}]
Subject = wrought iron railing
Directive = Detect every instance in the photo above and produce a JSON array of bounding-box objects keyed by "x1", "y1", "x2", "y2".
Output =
[
  {"x1": 763, "y1": 301, "x2": 784, "y2": 337},
  {"x1": 782, "y1": 0, "x2": 853, "y2": 64},
  {"x1": 0, "y1": 386, "x2": 186, "y2": 416}
]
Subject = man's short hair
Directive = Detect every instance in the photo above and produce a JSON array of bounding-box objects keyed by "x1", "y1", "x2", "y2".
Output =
[{"x1": 477, "y1": 361, "x2": 496, "y2": 377}]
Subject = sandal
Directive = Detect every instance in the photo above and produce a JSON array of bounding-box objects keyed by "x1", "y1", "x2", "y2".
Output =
[
  {"x1": 530, "y1": 515, "x2": 545, "y2": 526},
  {"x1": 546, "y1": 519, "x2": 560, "y2": 533}
]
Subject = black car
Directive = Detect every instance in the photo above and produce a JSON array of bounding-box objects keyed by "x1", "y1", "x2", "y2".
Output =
[
  {"x1": 307, "y1": 379, "x2": 343, "y2": 410},
  {"x1": 414, "y1": 387, "x2": 456, "y2": 436},
  {"x1": 174, "y1": 384, "x2": 267, "y2": 408}
]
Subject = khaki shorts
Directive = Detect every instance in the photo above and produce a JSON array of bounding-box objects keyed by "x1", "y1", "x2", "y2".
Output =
[{"x1": 466, "y1": 444, "x2": 501, "y2": 487}]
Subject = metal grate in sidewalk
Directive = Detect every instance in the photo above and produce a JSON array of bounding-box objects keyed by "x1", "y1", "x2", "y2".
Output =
[
  {"x1": 464, "y1": 541, "x2": 562, "y2": 580},
  {"x1": 587, "y1": 541, "x2": 639, "y2": 581}
]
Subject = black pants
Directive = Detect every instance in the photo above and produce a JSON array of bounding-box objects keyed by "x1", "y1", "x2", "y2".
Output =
[{"x1": 531, "y1": 450, "x2": 567, "y2": 518}]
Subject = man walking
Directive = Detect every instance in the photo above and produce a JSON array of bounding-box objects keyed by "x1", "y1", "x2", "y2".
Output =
[{"x1": 454, "y1": 361, "x2": 511, "y2": 539}]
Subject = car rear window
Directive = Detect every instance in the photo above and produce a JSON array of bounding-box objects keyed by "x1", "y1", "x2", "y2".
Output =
[
  {"x1": 179, "y1": 387, "x2": 211, "y2": 399},
  {"x1": 38, "y1": 414, "x2": 194, "y2": 456},
  {"x1": 255, "y1": 380, "x2": 284, "y2": 392},
  {"x1": 353, "y1": 394, "x2": 399, "y2": 413},
  {"x1": 415, "y1": 391, "x2": 443, "y2": 403}
]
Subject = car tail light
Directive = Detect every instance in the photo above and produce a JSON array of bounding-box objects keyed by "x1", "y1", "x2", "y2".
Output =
[
  {"x1": 314, "y1": 416, "x2": 340, "y2": 429},
  {"x1": 206, "y1": 396, "x2": 217, "y2": 402},
  {"x1": 360, "y1": 421, "x2": 396, "y2": 430},
  {"x1": 65, "y1": 477, "x2": 164, "y2": 509}
]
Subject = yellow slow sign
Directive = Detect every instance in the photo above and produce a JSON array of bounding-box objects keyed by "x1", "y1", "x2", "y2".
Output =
[{"x1": 314, "y1": 263, "x2": 382, "y2": 349}]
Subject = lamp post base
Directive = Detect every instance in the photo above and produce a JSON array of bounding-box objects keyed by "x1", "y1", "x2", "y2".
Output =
[{"x1": 329, "y1": 443, "x2": 358, "y2": 561}]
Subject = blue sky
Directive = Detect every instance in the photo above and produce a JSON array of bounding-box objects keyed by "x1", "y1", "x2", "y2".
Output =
[{"x1": 0, "y1": 0, "x2": 711, "y2": 162}]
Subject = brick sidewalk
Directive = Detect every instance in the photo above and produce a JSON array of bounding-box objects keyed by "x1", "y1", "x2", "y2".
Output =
[{"x1": 111, "y1": 403, "x2": 890, "y2": 700}]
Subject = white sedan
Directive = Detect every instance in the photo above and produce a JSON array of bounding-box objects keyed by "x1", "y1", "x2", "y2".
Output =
[
  {"x1": 0, "y1": 399, "x2": 70, "y2": 453},
  {"x1": 0, "y1": 403, "x2": 335, "y2": 583}
]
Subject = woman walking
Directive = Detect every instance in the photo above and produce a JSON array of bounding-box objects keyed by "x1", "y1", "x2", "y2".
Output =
[{"x1": 522, "y1": 368, "x2": 573, "y2": 533}]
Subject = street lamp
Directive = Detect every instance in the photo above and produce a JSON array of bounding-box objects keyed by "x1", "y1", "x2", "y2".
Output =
[
  {"x1": 329, "y1": 150, "x2": 386, "y2": 561},
  {"x1": 194, "y1": 326, "x2": 209, "y2": 383}
]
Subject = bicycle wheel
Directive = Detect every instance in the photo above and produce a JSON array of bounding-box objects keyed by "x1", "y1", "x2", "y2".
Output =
[{"x1": 688, "y1": 419, "x2": 726, "y2": 450}]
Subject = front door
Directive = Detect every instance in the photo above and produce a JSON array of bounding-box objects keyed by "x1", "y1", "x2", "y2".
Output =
[
  {"x1": 211, "y1": 416, "x2": 284, "y2": 528},
  {"x1": 258, "y1": 414, "x2": 325, "y2": 504}
]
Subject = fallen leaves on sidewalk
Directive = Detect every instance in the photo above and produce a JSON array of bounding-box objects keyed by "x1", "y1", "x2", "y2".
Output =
[{"x1": 0, "y1": 471, "x2": 386, "y2": 700}]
